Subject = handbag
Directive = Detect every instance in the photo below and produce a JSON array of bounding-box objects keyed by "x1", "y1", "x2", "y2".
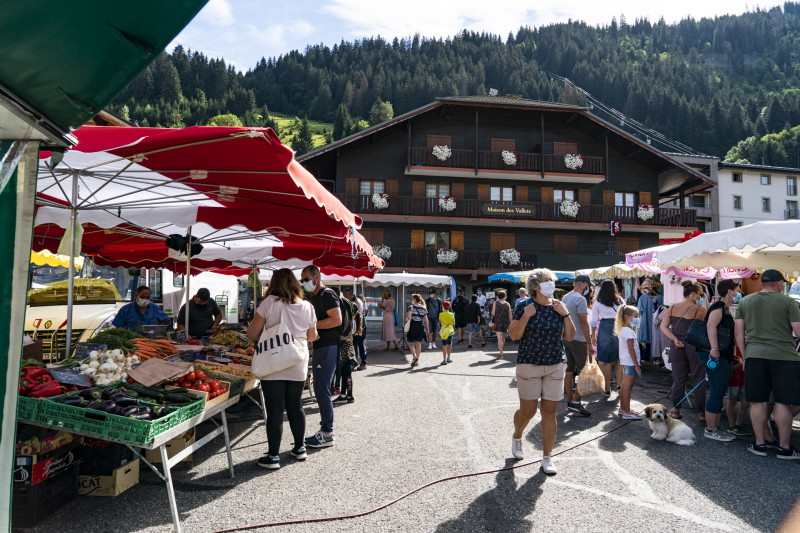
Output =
[
  {"x1": 251, "y1": 302, "x2": 307, "y2": 378},
  {"x1": 684, "y1": 306, "x2": 732, "y2": 351}
]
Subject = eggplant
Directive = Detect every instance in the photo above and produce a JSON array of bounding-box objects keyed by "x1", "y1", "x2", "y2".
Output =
[
  {"x1": 79, "y1": 389, "x2": 101, "y2": 401},
  {"x1": 136, "y1": 405, "x2": 151, "y2": 414},
  {"x1": 151, "y1": 405, "x2": 171, "y2": 419},
  {"x1": 53, "y1": 395, "x2": 83, "y2": 406},
  {"x1": 85, "y1": 401, "x2": 103, "y2": 410},
  {"x1": 120, "y1": 405, "x2": 139, "y2": 417},
  {"x1": 111, "y1": 395, "x2": 138, "y2": 407},
  {"x1": 101, "y1": 388, "x2": 118, "y2": 400},
  {"x1": 130, "y1": 412, "x2": 152, "y2": 420},
  {"x1": 96, "y1": 400, "x2": 117, "y2": 412}
]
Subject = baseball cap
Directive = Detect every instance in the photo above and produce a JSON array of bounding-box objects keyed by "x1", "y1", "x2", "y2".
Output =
[
  {"x1": 442, "y1": 301, "x2": 451, "y2": 308},
  {"x1": 761, "y1": 269, "x2": 788, "y2": 283},
  {"x1": 429, "y1": 288, "x2": 437, "y2": 294},
  {"x1": 575, "y1": 274, "x2": 593, "y2": 285},
  {"x1": 196, "y1": 288, "x2": 211, "y2": 301}
]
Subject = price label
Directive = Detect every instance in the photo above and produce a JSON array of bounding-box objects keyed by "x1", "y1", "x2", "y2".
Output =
[
  {"x1": 49, "y1": 368, "x2": 92, "y2": 387},
  {"x1": 164, "y1": 355, "x2": 184, "y2": 363},
  {"x1": 74, "y1": 343, "x2": 107, "y2": 360}
]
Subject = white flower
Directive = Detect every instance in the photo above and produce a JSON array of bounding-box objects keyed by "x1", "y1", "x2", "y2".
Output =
[
  {"x1": 500, "y1": 248, "x2": 521, "y2": 265},
  {"x1": 501, "y1": 150, "x2": 517, "y2": 166},
  {"x1": 560, "y1": 199, "x2": 581, "y2": 218},
  {"x1": 564, "y1": 153, "x2": 584, "y2": 170},
  {"x1": 437, "y1": 248, "x2": 458, "y2": 264},
  {"x1": 372, "y1": 193, "x2": 390, "y2": 210},
  {"x1": 432, "y1": 145, "x2": 452, "y2": 161},
  {"x1": 637, "y1": 204, "x2": 655, "y2": 221},
  {"x1": 373, "y1": 244, "x2": 392, "y2": 260},
  {"x1": 438, "y1": 195, "x2": 457, "y2": 212}
]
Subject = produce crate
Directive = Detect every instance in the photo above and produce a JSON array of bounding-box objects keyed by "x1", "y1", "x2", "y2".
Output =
[
  {"x1": 16, "y1": 396, "x2": 40, "y2": 422},
  {"x1": 35, "y1": 396, "x2": 205, "y2": 446},
  {"x1": 166, "y1": 381, "x2": 231, "y2": 412},
  {"x1": 12, "y1": 461, "x2": 78, "y2": 528}
]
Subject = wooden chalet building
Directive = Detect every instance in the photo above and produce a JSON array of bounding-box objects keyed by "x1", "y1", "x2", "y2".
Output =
[{"x1": 299, "y1": 96, "x2": 712, "y2": 291}]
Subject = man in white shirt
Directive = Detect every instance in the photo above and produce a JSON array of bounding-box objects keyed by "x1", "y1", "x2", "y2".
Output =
[
  {"x1": 476, "y1": 289, "x2": 487, "y2": 308},
  {"x1": 561, "y1": 275, "x2": 595, "y2": 416}
]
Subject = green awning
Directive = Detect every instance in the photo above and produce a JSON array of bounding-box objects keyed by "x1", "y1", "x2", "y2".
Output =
[{"x1": 0, "y1": 0, "x2": 208, "y2": 145}]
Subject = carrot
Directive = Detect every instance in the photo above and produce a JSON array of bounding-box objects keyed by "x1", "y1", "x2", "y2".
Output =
[{"x1": 137, "y1": 353, "x2": 153, "y2": 360}]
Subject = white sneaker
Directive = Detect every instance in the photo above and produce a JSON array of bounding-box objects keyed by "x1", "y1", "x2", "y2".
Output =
[
  {"x1": 541, "y1": 456, "x2": 557, "y2": 476},
  {"x1": 511, "y1": 438, "x2": 524, "y2": 460}
]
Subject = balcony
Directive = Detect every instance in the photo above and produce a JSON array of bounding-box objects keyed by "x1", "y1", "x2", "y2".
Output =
[
  {"x1": 336, "y1": 194, "x2": 697, "y2": 228},
  {"x1": 407, "y1": 147, "x2": 605, "y2": 182},
  {"x1": 387, "y1": 248, "x2": 537, "y2": 272}
]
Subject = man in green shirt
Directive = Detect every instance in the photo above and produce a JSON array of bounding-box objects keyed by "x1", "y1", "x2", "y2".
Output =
[{"x1": 735, "y1": 269, "x2": 800, "y2": 459}]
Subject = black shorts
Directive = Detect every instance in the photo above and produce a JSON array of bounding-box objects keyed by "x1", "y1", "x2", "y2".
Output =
[{"x1": 744, "y1": 358, "x2": 800, "y2": 405}]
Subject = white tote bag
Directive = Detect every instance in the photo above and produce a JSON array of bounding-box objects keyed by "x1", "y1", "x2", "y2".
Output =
[{"x1": 251, "y1": 302, "x2": 306, "y2": 378}]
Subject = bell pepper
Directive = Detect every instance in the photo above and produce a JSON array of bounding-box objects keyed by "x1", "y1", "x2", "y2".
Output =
[
  {"x1": 36, "y1": 375, "x2": 52, "y2": 385},
  {"x1": 21, "y1": 367, "x2": 50, "y2": 380},
  {"x1": 19, "y1": 378, "x2": 33, "y2": 394},
  {"x1": 27, "y1": 380, "x2": 62, "y2": 398}
]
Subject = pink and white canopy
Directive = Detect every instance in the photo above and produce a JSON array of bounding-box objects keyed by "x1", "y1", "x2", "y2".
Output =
[{"x1": 626, "y1": 244, "x2": 754, "y2": 280}]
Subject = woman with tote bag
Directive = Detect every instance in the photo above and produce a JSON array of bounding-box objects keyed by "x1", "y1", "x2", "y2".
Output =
[{"x1": 247, "y1": 269, "x2": 317, "y2": 470}]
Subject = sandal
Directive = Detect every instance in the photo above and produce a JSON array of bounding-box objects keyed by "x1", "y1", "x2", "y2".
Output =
[{"x1": 671, "y1": 409, "x2": 682, "y2": 420}]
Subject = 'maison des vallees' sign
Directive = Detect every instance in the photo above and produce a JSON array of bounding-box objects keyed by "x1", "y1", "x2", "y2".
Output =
[{"x1": 481, "y1": 203, "x2": 536, "y2": 217}]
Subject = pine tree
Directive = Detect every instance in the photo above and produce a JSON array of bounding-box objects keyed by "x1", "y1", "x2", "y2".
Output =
[
  {"x1": 368, "y1": 98, "x2": 394, "y2": 126},
  {"x1": 333, "y1": 104, "x2": 351, "y2": 140},
  {"x1": 291, "y1": 117, "x2": 314, "y2": 155}
]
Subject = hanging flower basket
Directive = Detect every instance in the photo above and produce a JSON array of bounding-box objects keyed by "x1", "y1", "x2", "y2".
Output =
[
  {"x1": 500, "y1": 248, "x2": 521, "y2": 266},
  {"x1": 637, "y1": 204, "x2": 655, "y2": 221},
  {"x1": 501, "y1": 150, "x2": 518, "y2": 166},
  {"x1": 373, "y1": 244, "x2": 392, "y2": 260},
  {"x1": 432, "y1": 145, "x2": 452, "y2": 162},
  {"x1": 564, "y1": 153, "x2": 584, "y2": 170},
  {"x1": 372, "y1": 193, "x2": 391, "y2": 210},
  {"x1": 560, "y1": 199, "x2": 581, "y2": 218},
  {"x1": 438, "y1": 195, "x2": 457, "y2": 212},
  {"x1": 437, "y1": 248, "x2": 458, "y2": 264}
]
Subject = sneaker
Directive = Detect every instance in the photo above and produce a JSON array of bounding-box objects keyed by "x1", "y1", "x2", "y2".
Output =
[
  {"x1": 511, "y1": 438, "x2": 524, "y2": 460},
  {"x1": 257, "y1": 454, "x2": 280, "y2": 469},
  {"x1": 305, "y1": 431, "x2": 335, "y2": 448},
  {"x1": 728, "y1": 425, "x2": 753, "y2": 437},
  {"x1": 331, "y1": 387, "x2": 340, "y2": 396},
  {"x1": 346, "y1": 395, "x2": 355, "y2": 403},
  {"x1": 432, "y1": 344, "x2": 437, "y2": 349},
  {"x1": 603, "y1": 390, "x2": 612, "y2": 398},
  {"x1": 567, "y1": 402, "x2": 591, "y2": 416},
  {"x1": 410, "y1": 357, "x2": 419, "y2": 368},
  {"x1": 747, "y1": 443, "x2": 768, "y2": 456},
  {"x1": 333, "y1": 395, "x2": 348, "y2": 403},
  {"x1": 446, "y1": 358, "x2": 452, "y2": 363},
  {"x1": 768, "y1": 418, "x2": 780, "y2": 442},
  {"x1": 765, "y1": 439, "x2": 781, "y2": 449},
  {"x1": 356, "y1": 364, "x2": 366, "y2": 371},
  {"x1": 541, "y1": 456, "x2": 557, "y2": 476},
  {"x1": 440, "y1": 360, "x2": 448, "y2": 365},
  {"x1": 704, "y1": 428, "x2": 735, "y2": 442},
  {"x1": 291, "y1": 446, "x2": 307, "y2": 461},
  {"x1": 621, "y1": 412, "x2": 642, "y2": 420},
  {"x1": 776, "y1": 446, "x2": 800, "y2": 460}
]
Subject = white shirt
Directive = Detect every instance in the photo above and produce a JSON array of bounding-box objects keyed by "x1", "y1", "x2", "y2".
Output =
[
  {"x1": 590, "y1": 301, "x2": 621, "y2": 327},
  {"x1": 255, "y1": 295, "x2": 316, "y2": 381},
  {"x1": 618, "y1": 326, "x2": 641, "y2": 366},
  {"x1": 477, "y1": 294, "x2": 487, "y2": 307}
]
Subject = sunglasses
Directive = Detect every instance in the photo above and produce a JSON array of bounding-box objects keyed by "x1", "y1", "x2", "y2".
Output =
[{"x1": 300, "y1": 277, "x2": 314, "y2": 283}]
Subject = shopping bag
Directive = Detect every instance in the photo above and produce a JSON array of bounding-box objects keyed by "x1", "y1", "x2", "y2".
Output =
[
  {"x1": 251, "y1": 303, "x2": 306, "y2": 378},
  {"x1": 577, "y1": 357, "x2": 605, "y2": 397}
]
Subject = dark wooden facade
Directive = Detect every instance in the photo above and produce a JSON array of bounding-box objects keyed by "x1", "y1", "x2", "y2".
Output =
[{"x1": 300, "y1": 96, "x2": 711, "y2": 287}]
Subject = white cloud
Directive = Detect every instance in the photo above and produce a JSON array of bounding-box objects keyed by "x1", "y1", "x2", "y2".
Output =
[{"x1": 198, "y1": 0, "x2": 235, "y2": 27}]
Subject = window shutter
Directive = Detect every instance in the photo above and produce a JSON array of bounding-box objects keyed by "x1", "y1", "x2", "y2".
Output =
[
  {"x1": 451, "y1": 182, "x2": 464, "y2": 200},
  {"x1": 502, "y1": 233, "x2": 516, "y2": 250},
  {"x1": 450, "y1": 231, "x2": 464, "y2": 250},
  {"x1": 412, "y1": 181, "x2": 425, "y2": 197},
  {"x1": 516, "y1": 185, "x2": 529, "y2": 202},
  {"x1": 603, "y1": 190, "x2": 615, "y2": 206},
  {"x1": 541, "y1": 187, "x2": 554, "y2": 204},
  {"x1": 554, "y1": 235, "x2": 578, "y2": 254},
  {"x1": 361, "y1": 228, "x2": 384, "y2": 245},
  {"x1": 411, "y1": 229, "x2": 425, "y2": 249},
  {"x1": 553, "y1": 142, "x2": 578, "y2": 155},
  {"x1": 615, "y1": 237, "x2": 640, "y2": 255},
  {"x1": 386, "y1": 180, "x2": 399, "y2": 198},
  {"x1": 578, "y1": 188, "x2": 591, "y2": 206},
  {"x1": 639, "y1": 191, "x2": 652, "y2": 205},
  {"x1": 490, "y1": 233, "x2": 515, "y2": 251},
  {"x1": 346, "y1": 179, "x2": 359, "y2": 195},
  {"x1": 477, "y1": 184, "x2": 491, "y2": 200},
  {"x1": 491, "y1": 138, "x2": 516, "y2": 152},
  {"x1": 427, "y1": 135, "x2": 452, "y2": 150}
]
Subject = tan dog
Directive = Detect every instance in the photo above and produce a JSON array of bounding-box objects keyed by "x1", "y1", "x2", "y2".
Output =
[{"x1": 643, "y1": 403, "x2": 696, "y2": 446}]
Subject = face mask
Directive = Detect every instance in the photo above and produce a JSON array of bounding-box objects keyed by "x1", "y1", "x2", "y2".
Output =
[
  {"x1": 583, "y1": 288, "x2": 590, "y2": 296},
  {"x1": 632, "y1": 317, "x2": 640, "y2": 327},
  {"x1": 733, "y1": 292, "x2": 742, "y2": 304},
  {"x1": 696, "y1": 297, "x2": 704, "y2": 306},
  {"x1": 136, "y1": 298, "x2": 149, "y2": 307},
  {"x1": 302, "y1": 280, "x2": 316, "y2": 292},
  {"x1": 538, "y1": 281, "x2": 556, "y2": 297}
]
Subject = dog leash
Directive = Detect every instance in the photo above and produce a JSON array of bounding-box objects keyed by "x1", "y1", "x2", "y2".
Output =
[{"x1": 668, "y1": 379, "x2": 706, "y2": 413}]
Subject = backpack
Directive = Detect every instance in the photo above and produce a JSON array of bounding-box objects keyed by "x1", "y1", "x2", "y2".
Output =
[{"x1": 337, "y1": 293, "x2": 357, "y2": 340}]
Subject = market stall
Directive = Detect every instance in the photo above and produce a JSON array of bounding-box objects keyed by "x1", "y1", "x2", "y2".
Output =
[{"x1": 488, "y1": 270, "x2": 575, "y2": 284}]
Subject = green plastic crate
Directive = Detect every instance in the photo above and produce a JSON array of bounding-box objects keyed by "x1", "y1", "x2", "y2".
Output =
[{"x1": 16, "y1": 396, "x2": 39, "y2": 422}]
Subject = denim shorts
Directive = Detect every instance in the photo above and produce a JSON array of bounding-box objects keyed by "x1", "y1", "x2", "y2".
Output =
[
  {"x1": 441, "y1": 337, "x2": 452, "y2": 346},
  {"x1": 466, "y1": 323, "x2": 481, "y2": 334},
  {"x1": 622, "y1": 365, "x2": 638, "y2": 376}
]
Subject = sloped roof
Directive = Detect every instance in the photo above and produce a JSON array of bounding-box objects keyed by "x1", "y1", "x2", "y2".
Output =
[{"x1": 436, "y1": 95, "x2": 587, "y2": 110}]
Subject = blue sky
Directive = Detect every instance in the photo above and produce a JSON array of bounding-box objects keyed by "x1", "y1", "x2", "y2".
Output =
[{"x1": 170, "y1": 0, "x2": 784, "y2": 71}]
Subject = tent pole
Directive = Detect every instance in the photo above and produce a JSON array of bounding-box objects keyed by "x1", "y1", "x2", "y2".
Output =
[
  {"x1": 400, "y1": 282, "x2": 406, "y2": 350},
  {"x1": 253, "y1": 263, "x2": 257, "y2": 311},
  {"x1": 184, "y1": 226, "x2": 191, "y2": 335},
  {"x1": 65, "y1": 174, "x2": 78, "y2": 357}
]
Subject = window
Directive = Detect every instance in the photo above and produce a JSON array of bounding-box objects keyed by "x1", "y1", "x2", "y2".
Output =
[
  {"x1": 762, "y1": 197, "x2": 771, "y2": 213},
  {"x1": 733, "y1": 195, "x2": 742, "y2": 210},
  {"x1": 490, "y1": 186, "x2": 513, "y2": 202},
  {"x1": 696, "y1": 220, "x2": 707, "y2": 232},
  {"x1": 615, "y1": 192, "x2": 636, "y2": 207},
  {"x1": 787, "y1": 200, "x2": 799, "y2": 220},
  {"x1": 788, "y1": 177, "x2": 797, "y2": 196},
  {"x1": 761, "y1": 174, "x2": 771, "y2": 185},
  {"x1": 734, "y1": 221, "x2": 743, "y2": 228},
  {"x1": 424, "y1": 231, "x2": 449, "y2": 250},
  {"x1": 553, "y1": 189, "x2": 576, "y2": 203},
  {"x1": 732, "y1": 172, "x2": 742, "y2": 183},
  {"x1": 359, "y1": 180, "x2": 385, "y2": 196},
  {"x1": 425, "y1": 183, "x2": 450, "y2": 198},
  {"x1": 689, "y1": 195, "x2": 706, "y2": 208},
  {"x1": 554, "y1": 235, "x2": 578, "y2": 254}
]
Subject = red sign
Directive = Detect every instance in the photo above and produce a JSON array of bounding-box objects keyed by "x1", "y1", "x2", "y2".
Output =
[{"x1": 610, "y1": 220, "x2": 621, "y2": 235}]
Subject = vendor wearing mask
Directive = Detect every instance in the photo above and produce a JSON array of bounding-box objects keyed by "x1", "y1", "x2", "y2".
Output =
[
  {"x1": 112, "y1": 285, "x2": 169, "y2": 332},
  {"x1": 177, "y1": 288, "x2": 223, "y2": 338}
]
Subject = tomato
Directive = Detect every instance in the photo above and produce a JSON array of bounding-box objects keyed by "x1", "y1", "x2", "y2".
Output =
[
  {"x1": 200, "y1": 383, "x2": 211, "y2": 393},
  {"x1": 195, "y1": 371, "x2": 206, "y2": 380},
  {"x1": 186, "y1": 371, "x2": 196, "y2": 381},
  {"x1": 209, "y1": 390, "x2": 218, "y2": 399},
  {"x1": 210, "y1": 381, "x2": 220, "y2": 392}
]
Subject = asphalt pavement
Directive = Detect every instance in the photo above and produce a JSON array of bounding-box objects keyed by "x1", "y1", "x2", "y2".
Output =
[{"x1": 24, "y1": 334, "x2": 800, "y2": 533}]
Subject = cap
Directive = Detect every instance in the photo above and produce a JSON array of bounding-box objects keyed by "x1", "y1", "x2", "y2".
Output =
[
  {"x1": 761, "y1": 269, "x2": 788, "y2": 283},
  {"x1": 196, "y1": 288, "x2": 211, "y2": 301},
  {"x1": 429, "y1": 288, "x2": 437, "y2": 294},
  {"x1": 442, "y1": 301, "x2": 451, "y2": 308},
  {"x1": 342, "y1": 286, "x2": 354, "y2": 293},
  {"x1": 575, "y1": 274, "x2": 593, "y2": 285}
]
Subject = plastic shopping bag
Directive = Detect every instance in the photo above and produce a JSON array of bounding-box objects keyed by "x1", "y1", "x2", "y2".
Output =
[{"x1": 577, "y1": 356, "x2": 605, "y2": 397}]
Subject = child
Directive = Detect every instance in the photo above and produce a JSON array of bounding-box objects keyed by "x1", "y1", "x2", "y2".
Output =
[
  {"x1": 439, "y1": 301, "x2": 455, "y2": 364},
  {"x1": 615, "y1": 305, "x2": 642, "y2": 420},
  {"x1": 726, "y1": 346, "x2": 752, "y2": 436}
]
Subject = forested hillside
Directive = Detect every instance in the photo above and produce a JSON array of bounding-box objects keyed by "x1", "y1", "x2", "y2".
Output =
[{"x1": 111, "y1": 2, "x2": 800, "y2": 161}]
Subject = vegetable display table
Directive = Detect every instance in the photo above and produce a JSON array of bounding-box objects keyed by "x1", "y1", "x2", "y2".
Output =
[{"x1": 25, "y1": 394, "x2": 240, "y2": 533}]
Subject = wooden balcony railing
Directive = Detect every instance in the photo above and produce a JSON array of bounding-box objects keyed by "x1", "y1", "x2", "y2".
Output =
[
  {"x1": 409, "y1": 147, "x2": 605, "y2": 175},
  {"x1": 336, "y1": 194, "x2": 697, "y2": 228},
  {"x1": 385, "y1": 249, "x2": 538, "y2": 271}
]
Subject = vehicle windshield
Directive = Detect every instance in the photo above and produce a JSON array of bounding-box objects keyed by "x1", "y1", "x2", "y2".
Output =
[
  {"x1": 27, "y1": 279, "x2": 122, "y2": 307},
  {"x1": 789, "y1": 281, "x2": 800, "y2": 299}
]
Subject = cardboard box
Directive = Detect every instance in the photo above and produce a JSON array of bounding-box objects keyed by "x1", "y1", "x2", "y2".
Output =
[
  {"x1": 80, "y1": 439, "x2": 137, "y2": 477},
  {"x1": 78, "y1": 458, "x2": 139, "y2": 497},
  {"x1": 12, "y1": 462, "x2": 78, "y2": 527},
  {"x1": 22, "y1": 340, "x2": 44, "y2": 361},
  {"x1": 14, "y1": 437, "x2": 82, "y2": 485},
  {"x1": 144, "y1": 429, "x2": 195, "y2": 467}
]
